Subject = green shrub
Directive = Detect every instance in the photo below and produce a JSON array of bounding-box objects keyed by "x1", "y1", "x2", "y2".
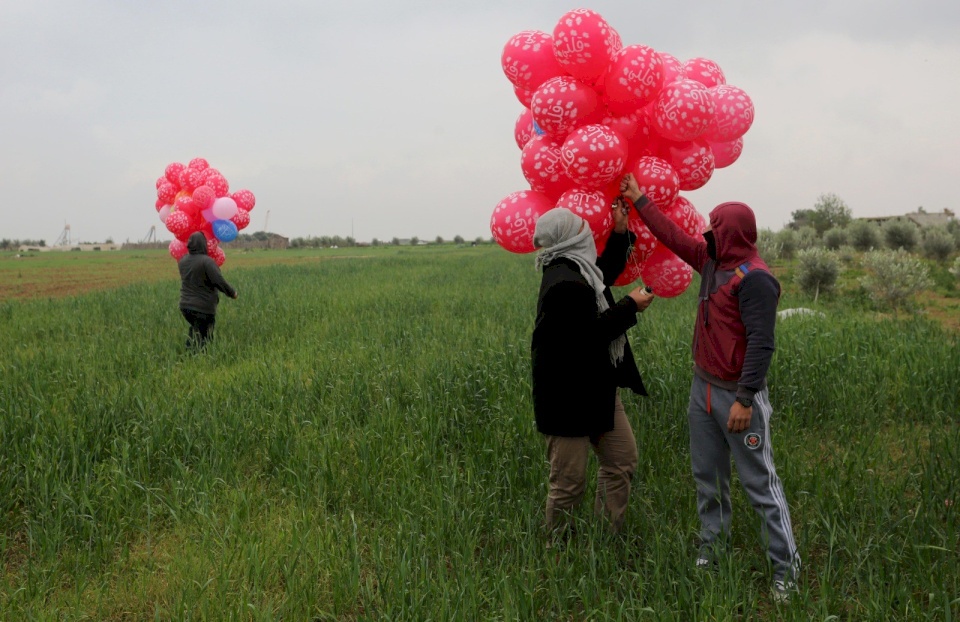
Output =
[
  {"x1": 756, "y1": 228, "x2": 780, "y2": 260},
  {"x1": 823, "y1": 227, "x2": 848, "y2": 250},
  {"x1": 922, "y1": 227, "x2": 955, "y2": 262},
  {"x1": 847, "y1": 220, "x2": 882, "y2": 252},
  {"x1": 882, "y1": 219, "x2": 919, "y2": 252},
  {"x1": 859, "y1": 249, "x2": 932, "y2": 312},
  {"x1": 951, "y1": 256, "x2": 960, "y2": 282},
  {"x1": 794, "y1": 248, "x2": 839, "y2": 301},
  {"x1": 795, "y1": 225, "x2": 820, "y2": 251},
  {"x1": 775, "y1": 228, "x2": 797, "y2": 259}
]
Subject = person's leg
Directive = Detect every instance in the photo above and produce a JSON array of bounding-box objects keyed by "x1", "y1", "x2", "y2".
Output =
[
  {"x1": 717, "y1": 387, "x2": 800, "y2": 582},
  {"x1": 592, "y1": 394, "x2": 638, "y2": 532},
  {"x1": 195, "y1": 312, "x2": 216, "y2": 348},
  {"x1": 181, "y1": 308, "x2": 201, "y2": 349},
  {"x1": 545, "y1": 434, "x2": 590, "y2": 537},
  {"x1": 689, "y1": 376, "x2": 733, "y2": 553}
]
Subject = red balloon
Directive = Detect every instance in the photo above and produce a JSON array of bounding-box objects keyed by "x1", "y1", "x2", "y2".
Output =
[
  {"x1": 653, "y1": 79, "x2": 715, "y2": 142},
  {"x1": 501, "y1": 30, "x2": 564, "y2": 92},
  {"x1": 659, "y1": 52, "x2": 684, "y2": 85},
  {"x1": 601, "y1": 110, "x2": 641, "y2": 141},
  {"x1": 530, "y1": 76, "x2": 600, "y2": 138},
  {"x1": 205, "y1": 235, "x2": 219, "y2": 255},
  {"x1": 210, "y1": 245, "x2": 226, "y2": 267},
  {"x1": 629, "y1": 156, "x2": 680, "y2": 209},
  {"x1": 640, "y1": 244, "x2": 693, "y2": 297},
  {"x1": 514, "y1": 84, "x2": 535, "y2": 108},
  {"x1": 192, "y1": 185, "x2": 216, "y2": 210},
  {"x1": 560, "y1": 124, "x2": 628, "y2": 190},
  {"x1": 188, "y1": 157, "x2": 210, "y2": 171},
  {"x1": 515, "y1": 108, "x2": 535, "y2": 149},
  {"x1": 155, "y1": 198, "x2": 166, "y2": 211},
  {"x1": 178, "y1": 168, "x2": 204, "y2": 193},
  {"x1": 164, "y1": 162, "x2": 185, "y2": 186},
  {"x1": 662, "y1": 140, "x2": 715, "y2": 191},
  {"x1": 231, "y1": 207, "x2": 251, "y2": 230},
  {"x1": 156, "y1": 176, "x2": 168, "y2": 190},
  {"x1": 603, "y1": 45, "x2": 664, "y2": 114},
  {"x1": 663, "y1": 196, "x2": 707, "y2": 236},
  {"x1": 613, "y1": 254, "x2": 644, "y2": 286},
  {"x1": 165, "y1": 210, "x2": 193, "y2": 240},
  {"x1": 204, "y1": 172, "x2": 230, "y2": 197},
  {"x1": 683, "y1": 57, "x2": 726, "y2": 88},
  {"x1": 232, "y1": 189, "x2": 256, "y2": 212},
  {"x1": 711, "y1": 137, "x2": 744, "y2": 169},
  {"x1": 555, "y1": 188, "x2": 614, "y2": 246},
  {"x1": 703, "y1": 84, "x2": 754, "y2": 143},
  {"x1": 628, "y1": 213, "x2": 659, "y2": 264},
  {"x1": 174, "y1": 195, "x2": 197, "y2": 216},
  {"x1": 168, "y1": 239, "x2": 188, "y2": 261},
  {"x1": 521, "y1": 134, "x2": 573, "y2": 200},
  {"x1": 490, "y1": 190, "x2": 554, "y2": 253},
  {"x1": 553, "y1": 9, "x2": 621, "y2": 82},
  {"x1": 157, "y1": 182, "x2": 179, "y2": 205}
]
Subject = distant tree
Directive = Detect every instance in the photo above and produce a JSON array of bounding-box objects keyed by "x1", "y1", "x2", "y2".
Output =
[
  {"x1": 789, "y1": 208, "x2": 815, "y2": 231},
  {"x1": 795, "y1": 226, "x2": 820, "y2": 251},
  {"x1": 847, "y1": 220, "x2": 882, "y2": 251},
  {"x1": 792, "y1": 194, "x2": 852, "y2": 234},
  {"x1": 823, "y1": 227, "x2": 848, "y2": 250},
  {"x1": 410, "y1": 236, "x2": 419, "y2": 246},
  {"x1": 453, "y1": 235, "x2": 464, "y2": 244},
  {"x1": 475, "y1": 236, "x2": 485, "y2": 245},
  {"x1": 391, "y1": 237, "x2": 400, "y2": 246},
  {"x1": 775, "y1": 228, "x2": 798, "y2": 259},
  {"x1": 435, "y1": 235, "x2": 444, "y2": 245},
  {"x1": 860, "y1": 249, "x2": 931, "y2": 313},
  {"x1": 922, "y1": 227, "x2": 955, "y2": 262},
  {"x1": 882, "y1": 219, "x2": 919, "y2": 252},
  {"x1": 756, "y1": 229, "x2": 780, "y2": 260},
  {"x1": 345, "y1": 236, "x2": 356, "y2": 247},
  {"x1": 371, "y1": 238, "x2": 380, "y2": 247},
  {"x1": 794, "y1": 248, "x2": 839, "y2": 302}
]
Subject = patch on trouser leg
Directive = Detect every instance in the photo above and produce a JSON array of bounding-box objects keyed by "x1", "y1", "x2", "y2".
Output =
[{"x1": 744, "y1": 432, "x2": 762, "y2": 450}]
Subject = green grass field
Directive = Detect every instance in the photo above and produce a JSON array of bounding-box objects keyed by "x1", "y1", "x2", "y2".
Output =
[{"x1": 1, "y1": 246, "x2": 958, "y2": 620}]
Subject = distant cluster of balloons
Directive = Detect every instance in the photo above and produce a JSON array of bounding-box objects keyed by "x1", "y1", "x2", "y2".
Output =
[
  {"x1": 154, "y1": 158, "x2": 256, "y2": 266},
  {"x1": 491, "y1": 8, "x2": 755, "y2": 296}
]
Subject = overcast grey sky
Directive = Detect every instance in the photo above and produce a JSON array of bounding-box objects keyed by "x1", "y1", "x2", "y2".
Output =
[{"x1": 1, "y1": 1, "x2": 958, "y2": 244}]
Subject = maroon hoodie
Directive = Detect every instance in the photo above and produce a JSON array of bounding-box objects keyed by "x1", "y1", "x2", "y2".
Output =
[{"x1": 633, "y1": 197, "x2": 780, "y2": 400}]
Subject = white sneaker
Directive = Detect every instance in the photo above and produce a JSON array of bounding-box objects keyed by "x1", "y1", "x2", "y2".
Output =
[{"x1": 772, "y1": 579, "x2": 797, "y2": 604}]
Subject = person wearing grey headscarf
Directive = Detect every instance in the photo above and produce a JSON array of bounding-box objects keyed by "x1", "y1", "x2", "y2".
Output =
[{"x1": 531, "y1": 200, "x2": 654, "y2": 537}]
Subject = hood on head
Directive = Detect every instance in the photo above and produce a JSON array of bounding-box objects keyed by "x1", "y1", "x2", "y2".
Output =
[
  {"x1": 187, "y1": 232, "x2": 208, "y2": 255},
  {"x1": 708, "y1": 202, "x2": 758, "y2": 269},
  {"x1": 533, "y1": 207, "x2": 584, "y2": 250}
]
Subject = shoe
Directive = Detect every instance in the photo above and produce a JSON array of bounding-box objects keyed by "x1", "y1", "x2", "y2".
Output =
[
  {"x1": 772, "y1": 579, "x2": 797, "y2": 604},
  {"x1": 694, "y1": 544, "x2": 718, "y2": 573}
]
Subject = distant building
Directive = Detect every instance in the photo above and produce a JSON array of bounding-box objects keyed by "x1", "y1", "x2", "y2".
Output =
[
  {"x1": 861, "y1": 208, "x2": 955, "y2": 228},
  {"x1": 19, "y1": 243, "x2": 121, "y2": 252}
]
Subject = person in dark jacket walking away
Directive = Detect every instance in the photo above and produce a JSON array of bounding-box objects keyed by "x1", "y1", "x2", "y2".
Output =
[
  {"x1": 620, "y1": 173, "x2": 800, "y2": 602},
  {"x1": 178, "y1": 231, "x2": 238, "y2": 350},
  {"x1": 532, "y1": 202, "x2": 654, "y2": 539}
]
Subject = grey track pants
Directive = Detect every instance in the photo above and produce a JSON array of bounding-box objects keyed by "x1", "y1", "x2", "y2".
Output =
[{"x1": 688, "y1": 375, "x2": 800, "y2": 581}]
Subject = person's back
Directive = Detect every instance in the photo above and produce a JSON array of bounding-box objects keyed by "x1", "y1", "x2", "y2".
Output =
[{"x1": 177, "y1": 232, "x2": 236, "y2": 349}]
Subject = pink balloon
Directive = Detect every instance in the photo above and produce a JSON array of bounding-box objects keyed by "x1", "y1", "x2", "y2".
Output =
[
  {"x1": 169, "y1": 239, "x2": 188, "y2": 261},
  {"x1": 628, "y1": 156, "x2": 680, "y2": 209},
  {"x1": 188, "y1": 157, "x2": 210, "y2": 171},
  {"x1": 641, "y1": 244, "x2": 693, "y2": 297},
  {"x1": 501, "y1": 30, "x2": 564, "y2": 92},
  {"x1": 521, "y1": 134, "x2": 574, "y2": 200},
  {"x1": 711, "y1": 137, "x2": 744, "y2": 169},
  {"x1": 653, "y1": 79, "x2": 715, "y2": 142},
  {"x1": 211, "y1": 196, "x2": 238, "y2": 220},
  {"x1": 530, "y1": 76, "x2": 600, "y2": 138},
  {"x1": 663, "y1": 196, "x2": 707, "y2": 236},
  {"x1": 201, "y1": 208, "x2": 216, "y2": 223},
  {"x1": 559, "y1": 124, "x2": 627, "y2": 190},
  {"x1": 192, "y1": 185, "x2": 216, "y2": 210},
  {"x1": 662, "y1": 140, "x2": 715, "y2": 191},
  {"x1": 555, "y1": 189, "x2": 614, "y2": 246},
  {"x1": 603, "y1": 45, "x2": 664, "y2": 114},
  {"x1": 490, "y1": 190, "x2": 554, "y2": 253},
  {"x1": 164, "y1": 162, "x2": 185, "y2": 186},
  {"x1": 682, "y1": 57, "x2": 726, "y2": 87},
  {"x1": 703, "y1": 84, "x2": 754, "y2": 143},
  {"x1": 231, "y1": 189, "x2": 256, "y2": 212},
  {"x1": 231, "y1": 208, "x2": 251, "y2": 230},
  {"x1": 552, "y1": 9, "x2": 621, "y2": 82},
  {"x1": 158, "y1": 205, "x2": 172, "y2": 224},
  {"x1": 659, "y1": 52, "x2": 684, "y2": 85},
  {"x1": 515, "y1": 108, "x2": 535, "y2": 149}
]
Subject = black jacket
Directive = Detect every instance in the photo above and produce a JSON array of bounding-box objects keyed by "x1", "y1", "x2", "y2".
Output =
[
  {"x1": 178, "y1": 232, "x2": 236, "y2": 315},
  {"x1": 531, "y1": 231, "x2": 647, "y2": 438}
]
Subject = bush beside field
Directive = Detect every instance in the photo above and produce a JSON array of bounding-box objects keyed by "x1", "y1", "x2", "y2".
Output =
[{"x1": 1, "y1": 246, "x2": 958, "y2": 620}]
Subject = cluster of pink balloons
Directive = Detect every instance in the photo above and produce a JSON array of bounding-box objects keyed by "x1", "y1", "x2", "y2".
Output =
[
  {"x1": 491, "y1": 8, "x2": 755, "y2": 297},
  {"x1": 154, "y1": 158, "x2": 256, "y2": 266}
]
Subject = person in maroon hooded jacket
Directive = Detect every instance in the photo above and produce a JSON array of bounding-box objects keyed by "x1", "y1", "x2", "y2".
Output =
[{"x1": 620, "y1": 174, "x2": 800, "y2": 602}]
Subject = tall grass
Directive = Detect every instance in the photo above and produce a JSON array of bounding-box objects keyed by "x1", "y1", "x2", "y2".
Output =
[{"x1": 0, "y1": 246, "x2": 957, "y2": 620}]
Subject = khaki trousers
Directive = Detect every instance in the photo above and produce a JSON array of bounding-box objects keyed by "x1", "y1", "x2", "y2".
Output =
[{"x1": 545, "y1": 394, "x2": 638, "y2": 533}]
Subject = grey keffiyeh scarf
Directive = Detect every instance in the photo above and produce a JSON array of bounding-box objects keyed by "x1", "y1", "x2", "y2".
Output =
[{"x1": 534, "y1": 208, "x2": 626, "y2": 365}]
